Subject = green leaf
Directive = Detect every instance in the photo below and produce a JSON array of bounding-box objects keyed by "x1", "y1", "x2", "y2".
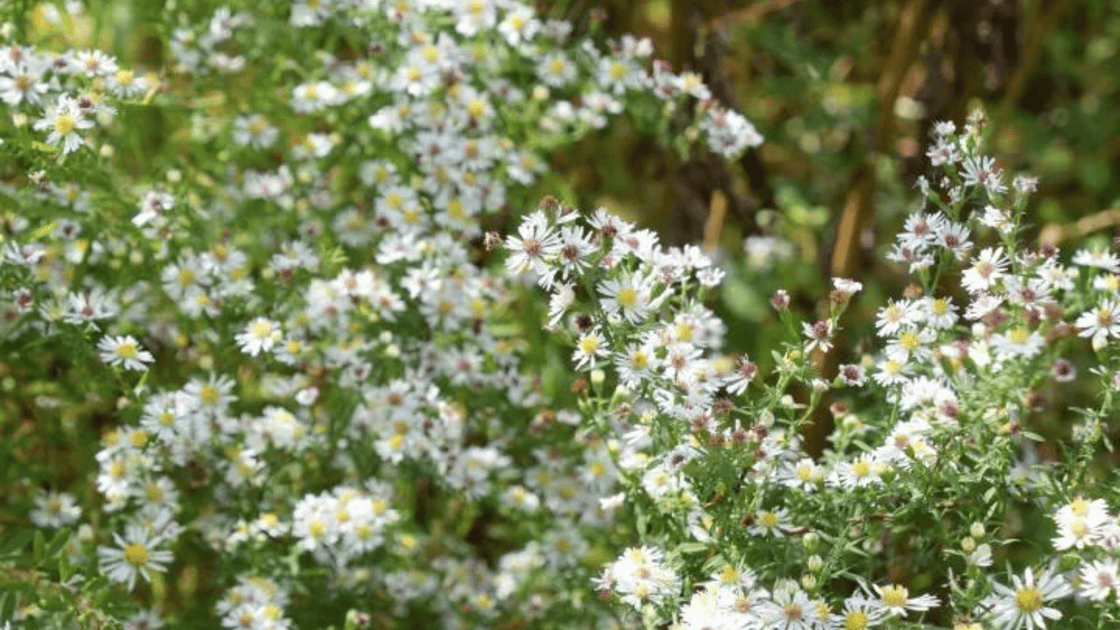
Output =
[
  {"x1": 45, "y1": 529, "x2": 70, "y2": 560},
  {"x1": 676, "y1": 542, "x2": 709, "y2": 555},
  {"x1": 32, "y1": 531, "x2": 45, "y2": 563},
  {"x1": 0, "y1": 530, "x2": 34, "y2": 559}
]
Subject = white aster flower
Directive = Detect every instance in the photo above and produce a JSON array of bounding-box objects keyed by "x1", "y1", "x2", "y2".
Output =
[
  {"x1": 97, "y1": 525, "x2": 174, "y2": 590},
  {"x1": 98, "y1": 335, "x2": 155, "y2": 371},
  {"x1": 983, "y1": 566, "x2": 1071, "y2": 630}
]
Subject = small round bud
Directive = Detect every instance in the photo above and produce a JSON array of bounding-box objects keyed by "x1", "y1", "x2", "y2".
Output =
[
  {"x1": 807, "y1": 554, "x2": 823, "y2": 572},
  {"x1": 969, "y1": 522, "x2": 986, "y2": 538},
  {"x1": 961, "y1": 536, "x2": 976, "y2": 553}
]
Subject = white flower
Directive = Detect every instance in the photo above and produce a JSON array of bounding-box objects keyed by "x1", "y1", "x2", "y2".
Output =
[
  {"x1": 748, "y1": 507, "x2": 793, "y2": 537},
  {"x1": 961, "y1": 155, "x2": 1006, "y2": 195},
  {"x1": 1051, "y1": 496, "x2": 1111, "y2": 551},
  {"x1": 97, "y1": 525, "x2": 174, "y2": 590},
  {"x1": 875, "y1": 299, "x2": 920, "y2": 337},
  {"x1": 991, "y1": 327, "x2": 1045, "y2": 361},
  {"x1": 34, "y1": 94, "x2": 94, "y2": 154},
  {"x1": 572, "y1": 329, "x2": 608, "y2": 371},
  {"x1": 1072, "y1": 247, "x2": 1120, "y2": 273},
  {"x1": 803, "y1": 319, "x2": 834, "y2": 353},
  {"x1": 865, "y1": 583, "x2": 940, "y2": 617},
  {"x1": 98, "y1": 335, "x2": 155, "y2": 371},
  {"x1": 505, "y1": 211, "x2": 561, "y2": 284},
  {"x1": 831, "y1": 596, "x2": 887, "y2": 630},
  {"x1": 30, "y1": 490, "x2": 82, "y2": 528},
  {"x1": 761, "y1": 583, "x2": 822, "y2": 630},
  {"x1": 1075, "y1": 300, "x2": 1120, "y2": 350},
  {"x1": 961, "y1": 247, "x2": 1008, "y2": 294},
  {"x1": 598, "y1": 273, "x2": 653, "y2": 325},
  {"x1": 1077, "y1": 559, "x2": 1118, "y2": 602},
  {"x1": 983, "y1": 566, "x2": 1071, "y2": 630},
  {"x1": 236, "y1": 317, "x2": 281, "y2": 356}
]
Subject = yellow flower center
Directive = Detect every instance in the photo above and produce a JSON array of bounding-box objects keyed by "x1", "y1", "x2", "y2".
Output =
[
  {"x1": 250, "y1": 320, "x2": 272, "y2": 339},
  {"x1": 759, "y1": 511, "x2": 779, "y2": 528},
  {"x1": 630, "y1": 351, "x2": 648, "y2": 369},
  {"x1": 881, "y1": 585, "x2": 908, "y2": 607},
  {"x1": 617, "y1": 287, "x2": 638, "y2": 309},
  {"x1": 200, "y1": 384, "x2": 221, "y2": 405},
  {"x1": 123, "y1": 541, "x2": 150, "y2": 567},
  {"x1": 852, "y1": 460, "x2": 872, "y2": 478},
  {"x1": 845, "y1": 611, "x2": 868, "y2": 630},
  {"x1": 54, "y1": 113, "x2": 76, "y2": 136},
  {"x1": 1071, "y1": 497, "x2": 1090, "y2": 516},
  {"x1": 1015, "y1": 586, "x2": 1043, "y2": 613},
  {"x1": 579, "y1": 336, "x2": 599, "y2": 354}
]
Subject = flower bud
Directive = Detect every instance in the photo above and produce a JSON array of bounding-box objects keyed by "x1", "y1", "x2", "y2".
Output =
[{"x1": 807, "y1": 554, "x2": 823, "y2": 572}]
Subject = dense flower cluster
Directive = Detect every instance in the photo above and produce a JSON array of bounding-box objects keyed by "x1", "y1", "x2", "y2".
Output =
[
  {"x1": 3, "y1": 2, "x2": 1120, "y2": 630},
  {"x1": 507, "y1": 112, "x2": 1120, "y2": 629},
  {"x1": 0, "y1": 1, "x2": 764, "y2": 629}
]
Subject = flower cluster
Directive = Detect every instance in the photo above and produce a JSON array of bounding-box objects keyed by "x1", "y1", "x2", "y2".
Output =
[
  {"x1": 4, "y1": 0, "x2": 1120, "y2": 629},
  {"x1": 0, "y1": 1, "x2": 765, "y2": 629},
  {"x1": 506, "y1": 114, "x2": 1120, "y2": 630}
]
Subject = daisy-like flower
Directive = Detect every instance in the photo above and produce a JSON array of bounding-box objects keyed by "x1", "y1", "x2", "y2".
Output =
[
  {"x1": 875, "y1": 299, "x2": 919, "y2": 337},
  {"x1": 762, "y1": 582, "x2": 823, "y2": 630},
  {"x1": 235, "y1": 317, "x2": 281, "y2": 356},
  {"x1": 598, "y1": 273, "x2": 653, "y2": 325},
  {"x1": 961, "y1": 155, "x2": 1006, "y2": 196},
  {"x1": 865, "y1": 583, "x2": 940, "y2": 618},
  {"x1": 829, "y1": 456, "x2": 885, "y2": 490},
  {"x1": 884, "y1": 327, "x2": 935, "y2": 364},
  {"x1": 983, "y1": 566, "x2": 1071, "y2": 630},
  {"x1": 935, "y1": 219, "x2": 972, "y2": 259},
  {"x1": 546, "y1": 282, "x2": 576, "y2": 330},
  {"x1": 1072, "y1": 247, "x2": 1120, "y2": 274},
  {"x1": 97, "y1": 524, "x2": 174, "y2": 590},
  {"x1": 595, "y1": 546, "x2": 679, "y2": 609},
  {"x1": 831, "y1": 596, "x2": 887, "y2": 630},
  {"x1": 991, "y1": 327, "x2": 1045, "y2": 361},
  {"x1": 98, "y1": 335, "x2": 155, "y2": 371},
  {"x1": 34, "y1": 94, "x2": 94, "y2": 154},
  {"x1": 803, "y1": 319, "x2": 834, "y2": 353},
  {"x1": 749, "y1": 507, "x2": 793, "y2": 537},
  {"x1": 922, "y1": 296, "x2": 958, "y2": 329},
  {"x1": 1051, "y1": 496, "x2": 1111, "y2": 551},
  {"x1": 1075, "y1": 299, "x2": 1120, "y2": 350},
  {"x1": 572, "y1": 329, "x2": 608, "y2": 371},
  {"x1": 505, "y1": 211, "x2": 561, "y2": 284},
  {"x1": 724, "y1": 356, "x2": 758, "y2": 395},
  {"x1": 778, "y1": 457, "x2": 824, "y2": 491},
  {"x1": 961, "y1": 247, "x2": 1008, "y2": 294},
  {"x1": 871, "y1": 358, "x2": 910, "y2": 387},
  {"x1": 1077, "y1": 559, "x2": 1119, "y2": 602},
  {"x1": 30, "y1": 490, "x2": 82, "y2": 528}
]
